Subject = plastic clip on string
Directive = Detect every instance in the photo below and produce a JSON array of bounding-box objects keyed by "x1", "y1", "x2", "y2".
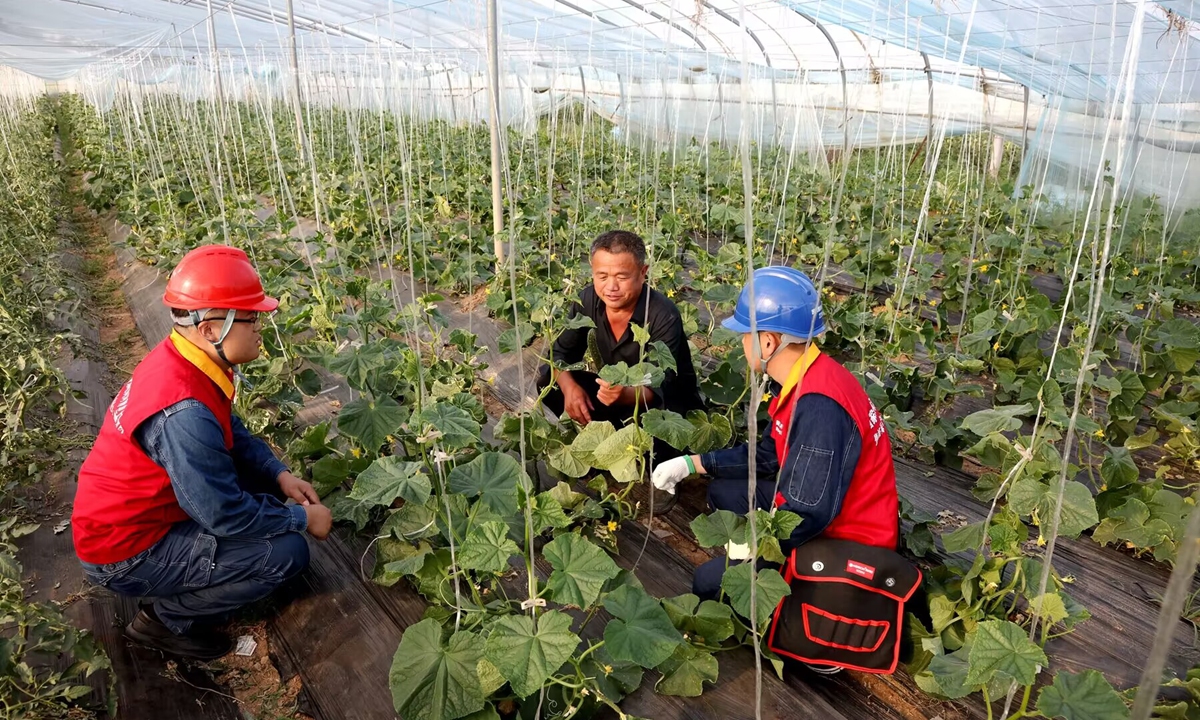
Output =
[{"x1": 520, "y1": 598, "x2": 547, "y2": 611}]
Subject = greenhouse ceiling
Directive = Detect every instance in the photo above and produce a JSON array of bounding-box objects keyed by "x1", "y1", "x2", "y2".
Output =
[{"x1": 1, "y1": 0, "x2": 1199, "y2": 103}]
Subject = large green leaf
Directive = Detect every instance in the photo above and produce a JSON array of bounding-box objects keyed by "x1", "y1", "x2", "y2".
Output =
[
  {"x1": 328, "y1": 343, "x2": 387, "y2": 393},
  {"x1": 603, "y1": 585, "x2": 685, "y2": 668},
  {"x1": 720, "y1": 563, "x2": 791, "y2": 626},
  {"x1": 381, "y1": 500, "x2": 439, "y2": 540},
  {"x1": 350, "y1": 456, "x2": 430, "y2": 508},
  {"x1": 661, "y1": 594, "x2": 735, "y2": 643},
  {"x1": 646, "y1": 340, "x2": 678, "y2": 375},
  {"x1": 389, "y1": 619, "x2": 486, "y2": 720},
  {"x1": 326, "y1": 489, "x2": 372, "y2": 531},
  {"x1": 690, "y1": 510, "x2": 746, "y2": 548},
  {"x1": 497, "y1": 325, "x2": 535, "y2": 354},
  {"x1": 530, "y1": 493, "x2": 573, "y2": 535},
  {"x1": 338, "y1": 394, "x2": 408, "y2": 451},
  {"x1": 447, "y1": 452, "x2": 526, "y2": 517},
  {"x1": 544, "y1": 534, "x2": 621, "y2": 609},
  {"x1": 942, "y1": 521, "x2": 985, "y2": 554},
  {"x1": 1036, "y1": 669, "x2": 1127, "y2": 720},
  {"x1": 376, "y1": 540, "x2": 433, "y2": 586},
  {"x1": 582, "y1": 644, "x2": 644, "y2": 703},
  {"x1": 643, "y1": 409, "x2": 696, "y2": 451},
  {"x1": 960, "y1": 404, "x2": 1032, "y2": 436},
  {"x1": 965, "y1": 620, "x2": 1047, "y2": 687},
  {"x1": 591, "y1": 424, "x2": 651, "y2": 483},
  {"x1": 310, "y1": 455, "x2": 350, "y2": 497},
  {"x1": 458, "y1": 521, "x2": 520, "y2": 574},
  {"x1": 687, "y1": 410, "x2": 732, "y2": 454},
  {"x1": 484, "y1": 611, "x2": 580, "y2": 697},
  {"x1": 1100, "y1": 448, "x2": 1139, "y2": 489},
  {"x1": 415, "y1": 402, "x2": 482, "y2": 450},
  {"x1": 547, "y1": 421, "x2": 615, "y2": 477},
  {"x1": 654, "y1": 644, "x2": 719, "y2": 697},
  {"x1": 546, "y1": 443, "x2": 589, "y2": 478},
  {"x1": 919, "y1": 649, "x2": 975, "y2": 699},
  {"x1": 1155, "y1": 318, "x2": 1200, "y2": 350},
  {"x1": 1007, "y1": 478, "x2": 1099, "y2": 538},
  {"x1": 598, "y1": 361, "x2": 664, "y2": 388}
]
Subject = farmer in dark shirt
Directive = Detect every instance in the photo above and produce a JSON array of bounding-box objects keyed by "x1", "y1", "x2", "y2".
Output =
[
  {"x1": 537, "y1": 230, "x2": 703, "y2": 426},
  {"x1": 651, "y1": 266, "x2": 899, "y2": 607}
]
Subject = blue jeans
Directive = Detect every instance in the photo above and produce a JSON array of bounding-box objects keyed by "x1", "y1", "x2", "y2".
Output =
[
  {"x1": 693, "y1": 478, "x2": 780, "y2": 601},
  {"x1": 81, "y1": 520, "x2": 310, "y2": 634}
]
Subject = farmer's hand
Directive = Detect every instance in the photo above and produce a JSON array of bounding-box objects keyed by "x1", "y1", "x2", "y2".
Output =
[
  {"x1": 651, "y1": 457, "x2": 692, "y2": 495},
  {"x1": 561, "y1": 381, "x2": 593, "y2": 425},
  {"x1": 595, "y1": 378, "x2": 623, "y2": 406},
  {"x1": 278, "y1": 470, "x2": 320, "y2": 505},
  {"x1": 303, "y1": 503, "x2": 333, "y2": 540}
]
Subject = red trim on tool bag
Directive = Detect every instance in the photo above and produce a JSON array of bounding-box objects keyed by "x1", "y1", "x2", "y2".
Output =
[
  {"x1": 767, "y1": 552, "x2": 924, "y2": 675},
  {"x1": 801, "y1": 604, "x2": 889, "y2": 653},
  {"x1": 787, "y1": 552, "x2": 922, "y2": 603}
]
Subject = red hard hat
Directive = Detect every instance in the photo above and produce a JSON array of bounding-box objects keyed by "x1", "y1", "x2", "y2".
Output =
[{"x1": 163, "y1": 245, "x2": 279, "y2": 313}]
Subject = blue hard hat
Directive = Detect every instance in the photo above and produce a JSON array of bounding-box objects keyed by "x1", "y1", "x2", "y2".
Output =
[{"x1": 721, "y1": 266, "x2": 825, "y2": 339}]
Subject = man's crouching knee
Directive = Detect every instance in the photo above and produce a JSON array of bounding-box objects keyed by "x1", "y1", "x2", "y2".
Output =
[{"x1": 265, "y1": 531, "x2": 310, "y2": 584}]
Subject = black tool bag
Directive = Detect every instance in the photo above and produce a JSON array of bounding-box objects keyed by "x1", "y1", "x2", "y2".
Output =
[{"x1": 767, "y1": 538, "x2": 922, "y2": 674}]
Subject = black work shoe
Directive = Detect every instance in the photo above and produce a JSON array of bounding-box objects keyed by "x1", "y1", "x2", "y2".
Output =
[{"x1": 125, "y1": 610, "x2": 233, "y2": 660}]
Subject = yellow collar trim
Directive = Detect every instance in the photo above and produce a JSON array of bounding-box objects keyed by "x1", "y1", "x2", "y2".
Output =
[
  {"x1": 776, "y1": 343, "x2": 822, "y2": 405},
  {"x1": 170, "y1": 329, "x2": 235, "y2": 400}
]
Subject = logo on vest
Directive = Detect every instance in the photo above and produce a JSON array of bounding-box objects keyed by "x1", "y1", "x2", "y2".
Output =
[
  {"x1": 111, "y1": 380, "x2": 133, "y2": 435},
  {"x1": 774, "y1": 419, "x2": 785, "y2": 435},
  {"x1": 846, "y1": 560, "x2": 876, "y2": 580},
  {"x1": 867, "y1": 401, "x2": 887, "y2": 445}
]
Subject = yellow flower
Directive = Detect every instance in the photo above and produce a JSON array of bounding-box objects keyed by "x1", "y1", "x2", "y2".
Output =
[
  {"x1": 381, "y1": 262, "x2": 388, "y2": 269},
  {"x1": 1037, "y1": 534, "x2": 1046, "y2": 547},
  {"x1": 978, "y1": 264, "x2": 989, "y2": 273},
  {"x1": 386, "y1": 435, "x2": 395, "y2": 444},
  {"x1": 992, "y1": 341, "x2": 1001, "y2": 351},
  {"x1": 1094, "y1": 429, "x2": 1104, "y2": 439},
  {"x1": 1136, "y1": 303, "x2": 1145, "y2": 310},
  {"x1": 603, "y1": 665, "x2": 613, "y2": 675},
  {"x1": 994, "y1": 278, "x2": 1001, "y2": 284},
  {"x1": 351, "y1": 448, "x2": 363, "y2": 458},
  {"x1": 607, "y1": 521, "x2": 618, "y2": 532},
  {"x1": 1001, "y1": 303, "x2": 1008, "y2": 311},
  {"x1": 929, "y1": 299, "x2": 938, "y2": 307},
  {"x1": 1132, "y1": 267, "x2": 1140, "y2": 276}
]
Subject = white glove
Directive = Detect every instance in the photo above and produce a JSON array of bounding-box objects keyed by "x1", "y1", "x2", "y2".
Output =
[
  {"x1": 726, "y1": 541, "x2": 752, "y2": 560},
  {"x1": 651, "y1": 457, "x2": 692, "y2": 495}
]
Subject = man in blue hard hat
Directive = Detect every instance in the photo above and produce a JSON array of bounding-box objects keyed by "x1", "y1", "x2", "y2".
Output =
[{"x1": 651, "y1": 266, "x2": 899, "y2": 602}]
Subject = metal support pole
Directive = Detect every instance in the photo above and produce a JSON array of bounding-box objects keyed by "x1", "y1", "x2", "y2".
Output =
[
  {"x1": 486, "y1": 0, "x2": 506, "y2": 265},
  {"x1": 922, "y1": 51, "x2": 934, "y2": 174},
  {"x1": 1022, "y1": 85, "x2": 1031, "y2": 150},
  {"x1": 286, "y1": 0, "x2": 307, "y2": 153},
  {"x1": 205, "y1": 0, "x2": 223, "y2": 105}
]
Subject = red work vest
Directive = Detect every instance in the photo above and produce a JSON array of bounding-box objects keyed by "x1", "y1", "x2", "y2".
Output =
[
  {"x1": 769, "y1": 353, "x2": 899, "y2": 550},
  {"x1": 73, "y1": 338, "x2": 234, "y2": 564}
]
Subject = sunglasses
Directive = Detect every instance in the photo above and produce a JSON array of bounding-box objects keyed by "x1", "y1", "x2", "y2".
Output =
[{"x1": 200, "y1": 312, "x2": 268, "y2": 325}]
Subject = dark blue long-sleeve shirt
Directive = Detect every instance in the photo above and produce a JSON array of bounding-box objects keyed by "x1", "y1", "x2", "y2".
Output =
[
  {"x1": 701, "y1": 392, "x2": 861, "y2": 548},
  {"x1": 134, "y1": 400, "x2": 307, "y2": 538}
]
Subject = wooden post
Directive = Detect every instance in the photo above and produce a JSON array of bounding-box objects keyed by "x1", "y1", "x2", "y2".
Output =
[{"x1": 987, "y1": 134, "x2": 1005, "y2": 178}]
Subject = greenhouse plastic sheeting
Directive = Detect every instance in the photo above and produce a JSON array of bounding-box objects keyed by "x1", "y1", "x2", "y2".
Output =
[
  {"x1": 3, "y1": 0, "x2": 1199, "y2": 103},
  {"x1": 3, "y1": 0, "x2": 1200, "y2": 212}
]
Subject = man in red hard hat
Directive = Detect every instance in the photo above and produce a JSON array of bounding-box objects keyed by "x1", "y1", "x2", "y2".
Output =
[{"x1": 73, "y1": 245, "x2": 332, "y2": 660}]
